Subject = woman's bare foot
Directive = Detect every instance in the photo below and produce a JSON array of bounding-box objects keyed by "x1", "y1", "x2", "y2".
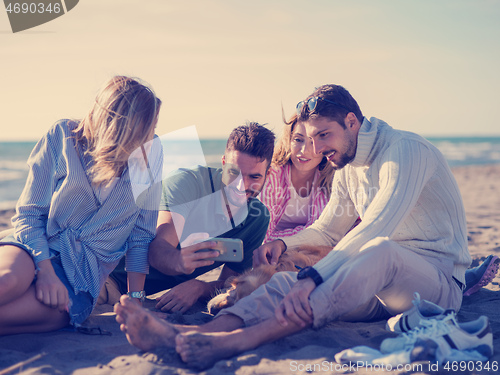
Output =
[
  {"x1": 175, "y1": 331, "x2": 242, "y2": 370},
  {"x1": 114, "y1": 295, "x2": 180, "y2": 351}
]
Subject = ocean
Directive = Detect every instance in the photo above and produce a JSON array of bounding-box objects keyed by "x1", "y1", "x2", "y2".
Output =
[{"x1": 1, "y1": 136, "x2": 500, "y2": 209}]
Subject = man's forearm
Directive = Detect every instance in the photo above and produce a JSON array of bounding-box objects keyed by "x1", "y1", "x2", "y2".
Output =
[{"x1": 148, "y1": 238, "x2": 184, "y2": 275}]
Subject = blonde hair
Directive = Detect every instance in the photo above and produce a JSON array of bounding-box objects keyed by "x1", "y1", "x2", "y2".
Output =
[
  {"x1": 74, "y1": 76, "x2": 161, "y2": 186},
  {"x1": 273, "y1": 113, "x2": 334, "y2": 197}
]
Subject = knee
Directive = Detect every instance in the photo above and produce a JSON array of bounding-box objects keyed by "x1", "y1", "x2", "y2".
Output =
[
  {"x1": 359, "y1": 237, "x2": 400, "y2": 263},
  {"x1": 268, "y1": 270, "x2": 297, "y2": 285},
  {"x1": 261, "y1": 271, "x2": 297, "y2": 297},
  {"x1": 0, "y1": 270, "x2": 21, "y2": 295},
  {"x1": 360, "y1": 236, "x2": 391, "y2": 250}
]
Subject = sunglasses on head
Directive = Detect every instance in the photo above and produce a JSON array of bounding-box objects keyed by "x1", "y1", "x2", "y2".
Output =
[{"x1": 296, "y1": 96, "x2": 351, "y2": 115}]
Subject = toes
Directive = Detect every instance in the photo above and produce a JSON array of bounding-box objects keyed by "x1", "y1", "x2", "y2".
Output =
[
  {"x1": 113, "y1": 302, "x2": 122, "y2": 314},
  {"x1": 119, "y1": 295, "x2": 138, "y2": 308},
  {"x1": 175, "y1": 334, "x2": 197, "y2": 363},
  {"x1": 119, "y1": 294, "x2": 130, "y2": 304},
  {"x1": 175, "y1": 346, "x2": 188, "y2": 361},
  {"x1": 175, "y1": 334, "x2": 188, "y2": 355},
  {"x1": 115, "y1": 314, "x2": 125, "y2": 325},
  {"x1": 175, "y1": 333, "x2": 186, "y2": 346},
  {"x1": 177, "y1": 348, "x2": 188, "y2": 363},
  {"x1": 114, "y1": 310, "x2": 127, "y2": 324}
]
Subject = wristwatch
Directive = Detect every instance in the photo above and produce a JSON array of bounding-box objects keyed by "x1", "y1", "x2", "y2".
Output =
[
  {"x1": 296, "y1": 266, "x2": 323, "y2": 286},
  {"x1": 127, "y1": 290, "x2": 146, "y2": 302}
]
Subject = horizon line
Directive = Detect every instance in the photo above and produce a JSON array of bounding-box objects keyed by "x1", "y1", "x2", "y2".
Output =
[{"x1": 2, "y1": 134, "x2": 500, "y2": 143}]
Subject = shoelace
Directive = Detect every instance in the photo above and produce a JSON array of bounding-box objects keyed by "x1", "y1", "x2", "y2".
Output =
[{"x1": 400, "y1": 314, "x2": 457, "y2": 346}]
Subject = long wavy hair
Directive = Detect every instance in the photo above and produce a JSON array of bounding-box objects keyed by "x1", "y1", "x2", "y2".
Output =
[
  {"x1": 74, "y1": 76, "x2": 161, "y2": 186},
  {"x1": 272, "y1": 112, "x2": 334, "y2": 197}
]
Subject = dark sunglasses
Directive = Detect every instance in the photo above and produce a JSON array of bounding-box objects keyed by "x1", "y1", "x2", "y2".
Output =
[{"x1": 296, "y1": 96, "x2": 351, "y2": 115}]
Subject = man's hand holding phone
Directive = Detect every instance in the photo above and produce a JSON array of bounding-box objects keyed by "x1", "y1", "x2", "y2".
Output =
[
  {"x1": 176, "y1": 232, "x2": 219, "y2": 274},
  {"x1": 176, "y1": 233, "x2": 244, "y2": 275},
  {"x1": 197, "y1": 238, "x2": 244, "y2": 262}
]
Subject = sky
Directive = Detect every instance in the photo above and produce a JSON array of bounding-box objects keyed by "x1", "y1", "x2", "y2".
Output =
[{"x1": 1, "y1": 0, "x2": 499, "y2": 141}]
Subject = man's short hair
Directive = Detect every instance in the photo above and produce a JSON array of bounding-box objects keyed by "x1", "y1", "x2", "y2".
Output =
[
  {"x1": 298, "y1": 84, "x2": 363, "y2": 127},
  {"x1": 226, "y1": 122, "x2": 275, "y2": 167}
]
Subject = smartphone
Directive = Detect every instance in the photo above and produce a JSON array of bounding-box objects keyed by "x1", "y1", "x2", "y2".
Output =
[{"x1": 197, "y1": 238, "x2": 244, "y2": 262}]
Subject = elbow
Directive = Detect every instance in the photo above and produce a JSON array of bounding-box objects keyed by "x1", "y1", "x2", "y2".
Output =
[
  {"x1": 148, "y1": 241, "x2": 161, "y2": 268},
  {"x1": 148, "y1": 252, "x2": 160, "y2": 269}
]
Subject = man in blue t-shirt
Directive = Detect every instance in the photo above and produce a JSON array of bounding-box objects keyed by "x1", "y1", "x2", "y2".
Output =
[{"x1": 106, "y1": 122, "x2": 275, "y2": 312}]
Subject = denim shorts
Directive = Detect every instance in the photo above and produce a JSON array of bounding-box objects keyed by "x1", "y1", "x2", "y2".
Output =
[{"x1": 0, "y1": 235, "x2": 94, "y2": 327}]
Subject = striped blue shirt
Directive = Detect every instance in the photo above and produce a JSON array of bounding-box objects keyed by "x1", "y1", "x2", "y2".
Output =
[{"x1": 8, "y1": 120, "x2": 162, "y2": 301}]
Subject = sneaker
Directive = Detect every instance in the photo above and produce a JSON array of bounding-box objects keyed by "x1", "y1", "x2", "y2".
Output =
[
  {"x1": 386, "y1": 292, "x2": 454, "y2": 333},
  {"x1": 380, "y1": 313, "x2": 493, "y2": 361},
  {"x1": 464, "y1": 255, "x2": 500, "y2": 296}
]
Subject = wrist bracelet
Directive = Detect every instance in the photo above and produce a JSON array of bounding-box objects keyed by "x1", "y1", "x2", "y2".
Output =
[{"x1": 127, "y1": 290, "x2": 146, "y2": 302}]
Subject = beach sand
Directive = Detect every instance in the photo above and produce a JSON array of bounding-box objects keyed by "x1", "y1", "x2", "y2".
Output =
[{"x1": 0, "y1": 164, "x2": 499, "y2": 375}]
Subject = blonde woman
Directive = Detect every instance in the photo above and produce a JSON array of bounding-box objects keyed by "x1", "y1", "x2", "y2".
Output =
[
  {"x1": 0, "y1": 76, "x2": 162, "y2": 335},
  {"x1": 259, "y1": 113, "x2": 334, "y2": 244}
]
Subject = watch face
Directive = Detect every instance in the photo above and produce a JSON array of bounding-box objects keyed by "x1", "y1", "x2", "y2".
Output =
[{"x1": 128, "y1": 291, "x2": 145, "y2": 299}]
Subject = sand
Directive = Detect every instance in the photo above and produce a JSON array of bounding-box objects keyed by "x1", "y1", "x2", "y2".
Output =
[{"x1": 0, "y1": 164, "x2": 499, "y2": 375}]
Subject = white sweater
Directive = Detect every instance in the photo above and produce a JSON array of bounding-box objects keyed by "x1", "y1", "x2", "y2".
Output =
[{"x1": 284, "y1": 117, "x2": 471, "y2": 286}]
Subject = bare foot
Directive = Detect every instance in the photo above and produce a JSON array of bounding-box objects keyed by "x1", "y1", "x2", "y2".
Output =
[
  {"x1": 175, "y1": 331, "x2": 241, "y2": 370},
  {"x1": 114, "y1": 295, "x2": 179, "y2": 351}
]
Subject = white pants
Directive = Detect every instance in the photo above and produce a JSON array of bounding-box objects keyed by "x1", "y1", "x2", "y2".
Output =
[{"x1": 218, "y1": 238, "x2": 463, "y2": 328}]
